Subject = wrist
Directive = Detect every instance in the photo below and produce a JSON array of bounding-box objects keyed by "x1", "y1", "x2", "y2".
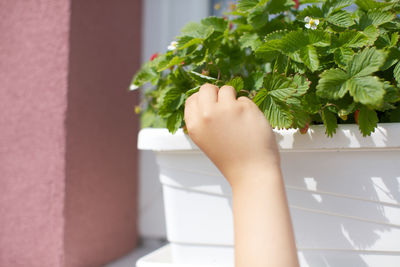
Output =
[{"x1": 228, "y1": 162, "x2": 283, "y2": 192}]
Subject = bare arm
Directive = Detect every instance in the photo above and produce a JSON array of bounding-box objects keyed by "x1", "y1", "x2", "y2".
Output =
[{"x1": 184, "y1": 83, "x2": 299, "y2": 267}]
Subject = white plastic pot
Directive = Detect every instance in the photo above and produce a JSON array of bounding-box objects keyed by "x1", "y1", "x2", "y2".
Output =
[{"x1": 138, "y1": 123, "x2": 400, "y2": 267}]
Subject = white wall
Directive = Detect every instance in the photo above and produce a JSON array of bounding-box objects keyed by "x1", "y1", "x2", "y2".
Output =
[{"x1": 139, "y1": 0, "x2": 210, "y2": 239}]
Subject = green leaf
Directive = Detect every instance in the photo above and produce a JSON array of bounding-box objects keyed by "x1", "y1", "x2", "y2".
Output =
[
  {"x1": 357, "y1": 106, "x2": 378, "y2": 136},
  {"x1": 181, "y1": 22, "x2": 214, "y2": 39},
  {"x1": 201, "y1": 17, "x2": 228, "y2": 32},
  {"x1": 321, "y1": 109, "x2": 338, "y2": 137},
  {"x1": 359, "y1": 11, "x2": 395, "y2": 29},
  {"x1": 253, "y1": 90, "x2": 294, "y2": 129},
  {"x1": 166, "y1": 110, "x2": 184, "y2": 134},
  {"x1": 316, "y1": 69, "x2": 349, "y2": 99},
  {"x1": 157, "y1": 56, "x2": 184, "y2": 71},
  {"x1": 267, "y1": 0, "x2": 294, "y2": 14},
  {"x1": 186, "y1": 86, "x2": 200, "y2": 97},
  {"x1": 159, "y1": 88, "x2": 186, "y2": 116},
  {"x1": 334, "y1": 47, "x2": 354, "y2": 68},
  {"x1": 248, "y1": 5, "x2": 269, "y2": 29},
  {"x1": 177, "y1": 36, "x2": 203, "y2": 50},
  {"x1": 227, "y1": 77, "x2": 244, "y2": 92},
  {"x1": 346, "y1": 47, "x2": 386, "y2": 77},
  {"x1": 326, "y1": 10, "x2": 355, "y2": 27},
  {"x1": 264, "y1": 74, "x2": 298, "y2": 100},
  {"x1": 347, "y1": 76, "x2": 385, "y2": 106},
  {"x1": 239, "y1": 33, "x2": 262, "y2": 51},
  {"x1": 362, "y1": 25, "x2": 379, "y2": 45},
  {"x1": 292, "y1": 74, "x2": 311, "y2": 96},
  {"x1": 394, "y1": 62, "x2": 400, "y2": 85},
  {"x1": 281, "y1": 30, "x2": 309, "y2": 54},
  {"x1": 300, "y1": 45, "x2": 319, "y2": 72},
  {"x1": 308, "y1": 30, "x2": 331, "y2": 47},
  {"x1": 355, "y1": 0, "x2": 393, "y2": 11},
  {"x1": 132, "y1": 66, "x2": 158, "y2": 87},
  {"x1": 246, "y1": 72, "x2": 265, "y2": 91},
  {"x1": 255, "y1": 39, "x2": 283, "y2": 60},
  {"x1": 237, "y1": 0, "x2": 259, "y2": 11},
  {"x1": 189, "y1": 71, "x2": 217, "y2": 83},
  {"x1": 334, "y1": 30, "x2": 369, "y2": 48},
  {"x1": 323, "y1": 0, "x2": 354, "y2": 16}
]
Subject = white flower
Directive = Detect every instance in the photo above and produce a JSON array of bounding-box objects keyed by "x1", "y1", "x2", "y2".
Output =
[
  {"x1": 130, "y1": 84, "x2": 139, "y2": 91},
  {"x1": 304, "y1": 16, "x2": 319, "y2": 30},
  {"x1": 167, "y1": 41, "x2": 178, "y2": 51}
]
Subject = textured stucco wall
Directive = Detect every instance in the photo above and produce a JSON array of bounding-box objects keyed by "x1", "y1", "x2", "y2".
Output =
[
  {"x1": 64, "y1": 0, "x2": 141, "y2": 266},
  {"x1": 0, "y1": 1, "x2": 70, "y2": 266},
  {"x1": 0, "y1": 0, "x2": 140, "y2": 266}
]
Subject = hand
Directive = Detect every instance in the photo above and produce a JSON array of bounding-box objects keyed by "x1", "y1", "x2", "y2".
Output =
[{"x1": 184, "y1": 83, "x2": 280, "y2": 186}]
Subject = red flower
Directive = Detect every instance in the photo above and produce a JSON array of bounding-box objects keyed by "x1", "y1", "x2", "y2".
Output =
[
  {"x1": 150, "y1": 53, "x2": 159, "y2": 61},
  {"x1": 294, "y1": 0, "x2": 299, "y2": 9}
]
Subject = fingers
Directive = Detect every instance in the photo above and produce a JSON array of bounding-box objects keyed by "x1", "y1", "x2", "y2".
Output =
[
  {"x1": 218, "y1": 85, "x2": 237, "y2": 103},
  {"x1": 184, "y1": 92, "x2": 199, "y2": 130},
  {"x1": 198, "y1": 83, "x2": 219, "y2": 110}
]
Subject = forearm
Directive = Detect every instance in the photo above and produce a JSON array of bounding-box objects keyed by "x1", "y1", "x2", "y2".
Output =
[{"x1": 231, "y1": 166, "x2": 299, "y2": 267}]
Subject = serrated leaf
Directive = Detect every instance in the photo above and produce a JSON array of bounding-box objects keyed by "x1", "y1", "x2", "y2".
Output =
[
  {"x1": 132, "y1": 66, "x2": 158, "y2": 87},
  {"x1": 157, "y1": 56, "x2": 184, "y2": 71},
  {"x1": 334, "y1": 47, "x2": 354, "y2": 68},
  {"x1": 181, "y1": 22, "x2": 214, "y2": 39},
  {"x1": 394, "y1": 62, "x2": 400, "y2": 84},
  {"x1": 362, "y1": 25, "x2": 379, "y2": 45},
  {"x1": 281, "y1": 30, "x2": 309, "y2": 54},
  {"x1": 334, "y1": 30, "x2": 369, "y2": 48},
  {"x1": 267, "y1": 0, "x2": 294, "y2": 14},
  {"x1": 316, "y1": 69, "x2": 349, "y2": 99},
  {"x1": 321, "y1": 109, "x2": 338, "y2": 137},
  {"x1": 391, "y1": 32, "x2": 399, "y2": 47},
  {"x1": 255, "y1": 39, "x2": 283, "y2": 60},
  {"x1": 348, "y1": 76, "x2": 385, "y2": 106},
  {"x1": 300, "y1": 45, "x2": 319, "y2": 72},
  {"x1": 292, "y1": 74, "x2": 310, "y2": 96},
  {"x1": 355, "y1": 0, "x2": 393, "y2": 11},
  {"x1": 308, "y1": 31, "x2": 331, "y2": 47},
  {"x1": 298, "y1": 5, "x2": 324, "y2": 18},
  {"x1": 246, "y1": 72, "x2": 264, "y2": 91},
  {"x1": 346, "y1": 47, "x2": 386, "y2": 77},
  {"x1": 177, "y1": 36, "x2": 203, "y2": 50},
  {"x1": 159, "y1": 88, "x2": 186, "y2": 116},
  {"x1": 357, "y1": 106, "x2": 378, "y2": 136},
  {"x1": 189, "y1": 71, "x2": 217, "y2": 83},
  {"x1": 237, "y1": 0, "x2": 259, "y2": 11},
  {"x1": 381, "y1": 47, "x2": 400, "y2": 70},
  {"x1": 248, "y1": 5, "x2": 269, "y2": 29},
  {"x1": 227, "y1": 77, "x2": 244, "y2": 92},
  {"x1": 253, "y1": 90, "x2": 294, "y2": 129},
  {"x1": 201, "y1": 17, "x2": 228, "y2": 32},
  {"x1": 166, "y1": 110, "x2": 184, "y2": 134},
  {"x1": 323, "y1": 0, "x2": 354, "y2": 16},
  {"x1": 327, "y1": 10, "x2": 355, "y2": 27},
  {"x1": 239, "y1": 33, "x2": 262, "y2": 50},
  {"x1": 359, "y1": 11, "x2": 395, "y2": 29},
  {"x1": 264, "y1": 74, "x2": 298, "y2": 100}
]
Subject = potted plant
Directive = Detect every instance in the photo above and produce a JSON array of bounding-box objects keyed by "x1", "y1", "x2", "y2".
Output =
[{"x1": 133, "y1": 0, "x2": 400, "y2": 266}]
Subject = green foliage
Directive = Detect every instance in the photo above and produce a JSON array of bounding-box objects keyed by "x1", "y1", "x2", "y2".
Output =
[{"x1": 132, "y1": 0, "x2": 400, "y2": 136}]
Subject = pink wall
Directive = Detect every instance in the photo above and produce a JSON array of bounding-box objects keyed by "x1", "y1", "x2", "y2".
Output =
[
  {"x1": 64, "y1": 0, "x2": 141, "y2": 266},
  {"x1": 0, "y1": 0, "x2": 141, "y2": 266}
]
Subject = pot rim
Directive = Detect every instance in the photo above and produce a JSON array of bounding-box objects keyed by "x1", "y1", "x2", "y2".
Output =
[{"x1": 138, "y1": 123, "x2": 400, "y2": 152}]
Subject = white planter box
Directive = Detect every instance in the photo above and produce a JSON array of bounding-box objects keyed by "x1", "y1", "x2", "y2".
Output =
[{"x1": 138, "y1": 123, "x2": 400, "y2": 267}]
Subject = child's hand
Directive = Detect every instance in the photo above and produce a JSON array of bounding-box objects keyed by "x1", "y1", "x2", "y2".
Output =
[{"x1": 184, "y1": 83, "x2": 280, "y2": 186}]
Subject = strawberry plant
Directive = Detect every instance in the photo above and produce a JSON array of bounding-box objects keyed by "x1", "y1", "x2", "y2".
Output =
[{"x1": 131, "y1": 0, "x2": 400, "y2": 136}]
